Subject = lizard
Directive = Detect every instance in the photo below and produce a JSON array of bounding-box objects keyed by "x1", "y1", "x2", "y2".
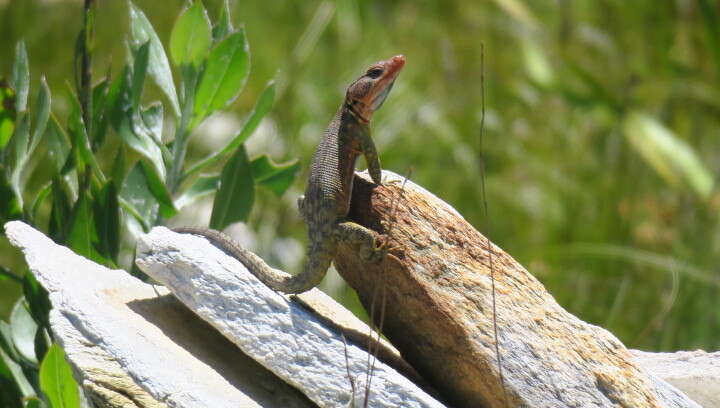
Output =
[{"x1": 175, "y1": 54, "x2": 406, "y2": 294}]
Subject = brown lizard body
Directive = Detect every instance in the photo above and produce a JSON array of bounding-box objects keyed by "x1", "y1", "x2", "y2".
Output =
[{"x1": 176, "y1": 55, "x2": 405, "y2": 294}]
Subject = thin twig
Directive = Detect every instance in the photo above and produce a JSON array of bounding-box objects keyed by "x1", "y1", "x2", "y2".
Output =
[
  {"x1": 382, "y1": 168, "x2": 413, "y2": 242},
  {"x1": 363, "y1": 272, "x2": 380, "y2": 407},
  {"x1": 362, "y1": 169, "x2": 411, "y2": 407},
  {"x1": 478, "y1": 42, "x2": 509, "y2": 406},
  {"x1": 364, "y1": 283, "x2": 387, "y2": 407},
  {"x1": 342, "y1": 333, "x2": 357, "y2": 402}
]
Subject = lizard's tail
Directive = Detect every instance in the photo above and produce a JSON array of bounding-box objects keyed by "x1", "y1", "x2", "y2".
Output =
[
  {"x1": 293, "y1": 232, "x2": 335, "y2": 293},
  {"x1": 173, "y1": 227, "x2": 309, "y2": 293},
  {"x1": 173, "y1": 227, "x2": 333, "y2": 294}
]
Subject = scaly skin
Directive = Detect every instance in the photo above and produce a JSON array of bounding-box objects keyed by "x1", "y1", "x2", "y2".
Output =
[{"x1": 176, "y1": 55, "x2": 405, "y2": 294}]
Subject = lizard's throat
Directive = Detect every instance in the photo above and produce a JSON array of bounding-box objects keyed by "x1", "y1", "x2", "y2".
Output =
[{"x1": 345, "y1": 102, "x2": 371, "y2": 124}]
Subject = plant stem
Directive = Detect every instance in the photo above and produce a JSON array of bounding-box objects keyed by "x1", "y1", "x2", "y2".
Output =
[
  {"x1": 168, "y1": 119, "x2": 189, "y2": 193},
  {"x1": 167, "y1": 65, "x2": 198, "y2": 194},
  {"x1": 78, "y1": 0, "x2": 95, "y2": 194},
  {"x1": 80, "y1": 0, "x2": 94, "y2": 136}
]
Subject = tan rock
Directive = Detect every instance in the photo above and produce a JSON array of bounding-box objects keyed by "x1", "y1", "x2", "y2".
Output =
[{"x1": 334, "y1": 171, "x2": 699, "y2": 408}]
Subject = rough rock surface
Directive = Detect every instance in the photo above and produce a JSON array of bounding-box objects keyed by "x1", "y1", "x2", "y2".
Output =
[
  {"x1": 51, "y1": 310, "x2": 167, "y2": 408},
  {"x1": 633, "y1": 350, "x2": 720, "y2": 408},
  {"x1": 135, "y1": 226, "x2": 445, "y2": 408},
  {"x1": 333, "y1": 171, "x2": 701, "y2": 408},
  {"x1": 4, "y1": 221, "x2": 314, "y2": 408}
]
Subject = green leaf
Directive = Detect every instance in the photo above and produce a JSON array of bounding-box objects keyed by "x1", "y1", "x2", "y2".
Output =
[
  {"x1": 23, "y1": 397, "x2": 43, "y2": 408},
  {"x1": 175, "y1": 174, "x2": 218, "y2": 210},
  {"x1": 10, "y1": 41, "x2": 29, "y2": 112},
  {"x1": 250, "y1": 155, "x2": 299, "y2": 196},
  {"x1": 48, "y1": 178, "x2": 71, "y2": 241},
  {"x1": 140, "y1": 102, "x2": 164, "y2": 145},
  {"x1": 66, "y1": 191, "x2": 106, "y2": 265},
  {"x1": 185, "y1": 80, "x2": 274, "y2": 179},
  {"x1": 11, "y1": 113, "x2": 30, "y2": 164},
  {"x1": 105, "y1": 67, "x2": 131, "y2": 132},
  {"x1": 623, "y1": 111, "x2": 714, "y2": 199},
  {"x1": 0, "y1": 168, "x2": 23, "y2": 226},
  {"x1": 170, "y1": 1, "x2": 212, "y2": 68},
  {"x1": 8, "y1": 77, "x2": 49, "y2": 210},
  {"x1": 0, "y1": 347, "x2": 35, "y2": 400},
  {"x1": 292, "y1": 1, "x2": 334, "y2": 64},
  {"x1": 117, "y1": 112, "x2": 165, "y2": 182},
  {"x1": 34, "y1": 326, "x2": 50, "y2": 366},
  {"x1": 10, "y1": 298, "x2": 38, "y2": 365},
  {"x1": 139, "y1": 160, "x2": 176, "y2": 218},
  {"x1": 193, "y1": 30, "x2": 250, "y2": 126},
  {"x1": 0, "y1": 79, "x2": 17, "y2": 149},
  {"x1": 213, "y1": 0, "x2": 234, "y2": 42},
  {"x1": 698, "y1": 0, "x2": 720, "y2": 79},
  {"x1": 8, "y1": 114, "x2": 30, "y2": 206},
  {"x1": 94, "y1": 182, "x2": 120, "y2": 263},
  {"x1": 30, "y1": 182, "x2": 52, "y2": 224},
  {"x1": 68, "y1": 91, "x2": 105, "y2": 182},
  {"x1": 130, "y1": 41, "x2": 150, "y2": 112},
  {"x1": 0, "y1": 321, "x2": 19, "y2": 361},
  {"x1": 521, "y1": 37, "x2": 554, "y2": 88},
  {"x1": 120, "y1": 162, "x2": 158, "y2": 229},
  {"x1": 45, "y1": 116, "x2": 71, "y2": 175},
  {"x1": 560, "y1": 243, "x2": 720, "y2": 287},
  {"x1": 210, "y1": 145, "x2": 253, "y2": 230},
  {"x1": 108, "y1": 67, "x2": 166, "y2": 181},
  {"x1": 493, "y1": 0, "x2": 539, "y2": 29},
  {"x1": 29, "y1": 77, "x2": 51, "y2": 156},
  {"x1": 39, "y1": 344, "x2": 80, "y2": 408},
  {"x1": 90, "y1": 77, "x2": 109, "y2": 149},
  {"x1": 128, "y1": 1, "x2": 180, "y2": 118},
  {"x1": 23, "y1": 273, "x2": 51, "y2": 330},
  {"x1": 111, "y1": 144, "x2": 127, "y2": 185},
  {"x1": 0, "y1": 351, "x2": 24, "y2": 408},
  {"x1": 0, "y1": 266, "x2": 22, "y2": 284}
]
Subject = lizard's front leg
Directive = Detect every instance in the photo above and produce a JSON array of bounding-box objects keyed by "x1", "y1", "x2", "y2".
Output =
[
  {"x1": 333, "y1": 221, "x2": 389, "y2": 263},
  {"x1": 358, "y1": 130, "x2": 382, "y2": 185}
]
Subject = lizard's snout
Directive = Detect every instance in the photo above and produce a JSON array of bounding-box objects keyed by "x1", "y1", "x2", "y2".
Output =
[{"x1": 386, "y1": 55, "x2": 405, "y2": 75}]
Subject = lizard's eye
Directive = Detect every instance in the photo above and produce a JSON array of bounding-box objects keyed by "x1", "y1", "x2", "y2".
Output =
[{"x1": 367, "y1": 68, "x2": 383, "y2": 79}]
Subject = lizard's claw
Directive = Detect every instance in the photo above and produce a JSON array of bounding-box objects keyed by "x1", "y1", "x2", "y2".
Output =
[
  {"x1": 362, "y1": 236, "x2": 396, "y2": 263},
  {"x1": 381, "y1": 174, "x2": 404, "y2": 186}
]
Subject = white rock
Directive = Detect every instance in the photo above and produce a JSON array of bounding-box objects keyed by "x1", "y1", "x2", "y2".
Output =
[
  {"x1": 49, "y1": 307, "x2": 167, "y2": 408},
  {"x1": 135, "y1": 226, "x2": 446, "y2": 408},
  {"x1": 633, "y1": 349, "x2": 720, "y2": 408},
  {"x1": 4, "y1": 221, "x2": 313, "y2": 408}
]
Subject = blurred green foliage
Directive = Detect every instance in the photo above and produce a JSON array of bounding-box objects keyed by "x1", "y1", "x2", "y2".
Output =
[
  {"x1": 0, "y1": 2, "x2": 294, "y2": 405},
  {"x1": 1, "y1": 0, "x2": 719, "y2": 355}
]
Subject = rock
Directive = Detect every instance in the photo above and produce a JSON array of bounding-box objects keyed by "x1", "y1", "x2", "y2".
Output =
[
  {"x1": 6, "y1": 166, "x2": 711, "y2": 408},
  {"x1": 4, "y1": 221, "x2": 314, "y2": 408},
  {"x1": 633, "y1": 349, "x2": 720, "y2": 408},
  {"x1": 135, "y1": 226, "x2": 446, "y2": 408},
  {"x1": 51, "y1": 310, "x2": 167, "y2": 408},
  {"x1": 332, "y1": 171, "x2": 701, "y2": 408}
]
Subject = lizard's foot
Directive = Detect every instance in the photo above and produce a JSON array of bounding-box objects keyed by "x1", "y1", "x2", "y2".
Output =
[
  {"x1": 361, "y1": 235, "x2": 398, "y2": 263},
  {"x1": 336, "y1": 221, "x2": 391, "y2": 263},
  {"x1": 381, "y1": 174, "x2": 404, "y2": 186}
]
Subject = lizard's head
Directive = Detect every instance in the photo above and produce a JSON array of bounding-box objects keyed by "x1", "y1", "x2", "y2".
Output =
[{"x1": 345, "y1": 55, "x2": 405, "y2": 123}]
